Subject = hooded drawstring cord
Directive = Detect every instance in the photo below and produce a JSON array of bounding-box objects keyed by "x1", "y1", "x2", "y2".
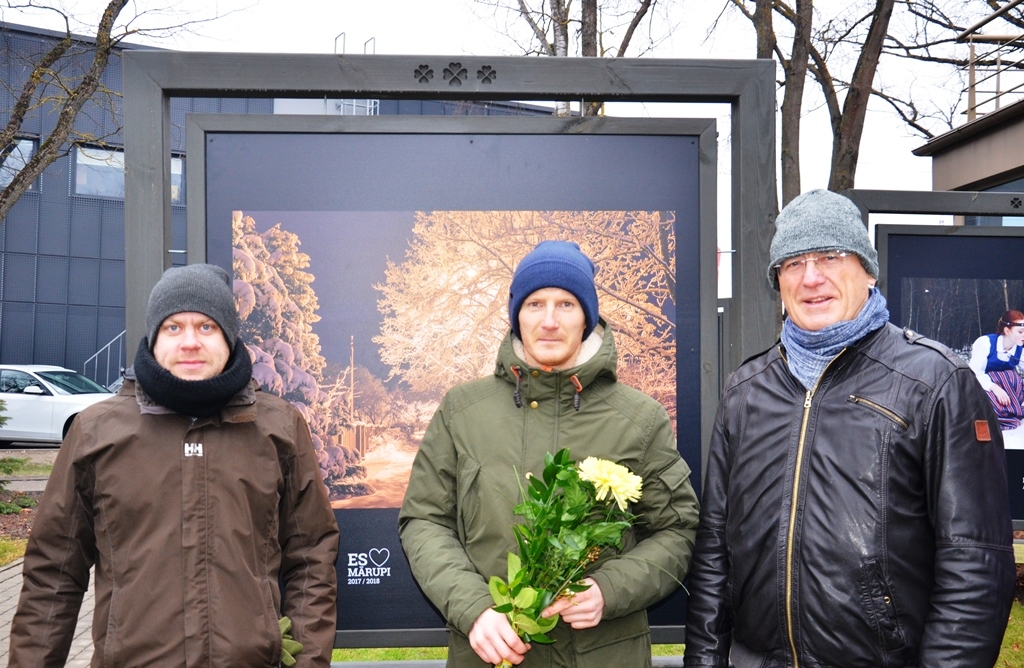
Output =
[
  {"x1": 571, "y1": 375, "x2": 583, "y2": 411},
  {"x1": 511, "y1": 367, "x2": 583, "y2": 410},
  {"x1": 510, "y1": 366, "x2": 523, "y2": 408}
]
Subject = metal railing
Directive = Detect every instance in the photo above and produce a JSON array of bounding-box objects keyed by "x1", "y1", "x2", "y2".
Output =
[
  {"x1": 959, "y1": 0, "x2": 1024, "y2": 120},
  {"x1": 83, "y1": 330, "x2": 125, "y2": 390}
]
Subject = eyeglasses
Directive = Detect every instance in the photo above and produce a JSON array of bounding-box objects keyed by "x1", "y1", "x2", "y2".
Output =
[{"x1": 774, "y1": 251, "x2": 851, "y2": 278}]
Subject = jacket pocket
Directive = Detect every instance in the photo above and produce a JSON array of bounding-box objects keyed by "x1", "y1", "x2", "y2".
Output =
[
  {"x1": 455, "y1": 455, "x2": 482, "y2": 544},
  {"x1": 848, "y1": 395, "x2": 909, "y2": 430},
  {"x1": 574, "y1": 609, "x2": 650, "y2": 653},
  {"x1": 857, "y1": 558, "x2": 906, "y2": 654}
]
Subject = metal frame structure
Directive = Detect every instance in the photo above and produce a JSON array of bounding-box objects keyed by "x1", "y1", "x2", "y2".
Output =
[
  {"x1": 187, "y1": 113, "x2": 715, "y2": 647},
  {"x1": 123, "y1": 51, "x2": 778, "y2": 647},
  {"x1": 123, "y1": 51, "x2": 778, "y2": 376},
  {"x1": 844, "y1": 188, "x2": 1024, "y2": 222},
  {"x1": 853, "y1": 190, "x2": 1024, "y2": 533}
]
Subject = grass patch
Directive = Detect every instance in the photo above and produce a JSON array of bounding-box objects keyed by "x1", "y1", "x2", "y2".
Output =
[
  {"x1": 654, "y1": 644, "x2": 685, "y2": 656},
  {"x1": 1, "y1": 458, "x2": 52, "y2": 477},
  {"x1": 1000, "y1": 600, "x2": 1024, "y2": 665},
  {"x1": 328, "y1": 620, "x2": 1024, "y2": 664},
  {"x1": 0, "y1": 538, "x2": 26, "y2": 567},
  {"x1": 332, "y1": 647, "x2": 447, "y2": 661},
  {"x1": 330, "y1": 644, "x2": 686, "y2": 662}
]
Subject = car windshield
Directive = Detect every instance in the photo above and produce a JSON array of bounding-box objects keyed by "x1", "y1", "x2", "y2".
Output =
[{"x1": 36, "y1": 370, "x2": 111, "y2": 395}]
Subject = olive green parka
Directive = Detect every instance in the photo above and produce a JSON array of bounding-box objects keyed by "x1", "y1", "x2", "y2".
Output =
[{"x1": 399, "y1": 322, "x2": 699, "y2": 667}]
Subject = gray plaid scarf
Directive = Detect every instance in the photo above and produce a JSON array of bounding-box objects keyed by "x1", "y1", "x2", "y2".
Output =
[{"x1": 780, "y1": 287, "x2": 889, "y2": 391}]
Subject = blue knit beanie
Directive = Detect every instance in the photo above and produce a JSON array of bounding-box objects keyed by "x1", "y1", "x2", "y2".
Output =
[
  {"x1": 508, "y1": 241, "x2": 600, "y2": 340},
  {"x1": 768, "y1": 189, "x2": 878, "y2": 291}
]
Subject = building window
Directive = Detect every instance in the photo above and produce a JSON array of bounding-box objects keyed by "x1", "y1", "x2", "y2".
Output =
[
  {"x1": 74, "y1": 146, "x2": 184, "y2": 203},
  {"x1": 171, "y1": 155, "x2": 185, "y2": 205},
  {"x1": 75, "y1": 145, "x2": 125, "y2": 198},
  {"x1": 0, "y1": 138, "x2": 36, "y2": 190}
]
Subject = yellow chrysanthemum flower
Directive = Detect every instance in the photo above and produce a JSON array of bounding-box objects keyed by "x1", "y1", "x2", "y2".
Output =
[{"x1": 577, "y1": 457, "x2": 642, "y2": 511}]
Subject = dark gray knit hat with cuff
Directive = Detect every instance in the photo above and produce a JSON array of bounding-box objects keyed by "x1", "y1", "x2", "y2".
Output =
[
  {"x1": 145, "y1": 264, "x2": 239, "y2": 347},
  {"x1": 767, "y1": 189, "x2": 878, "y2": 291}
]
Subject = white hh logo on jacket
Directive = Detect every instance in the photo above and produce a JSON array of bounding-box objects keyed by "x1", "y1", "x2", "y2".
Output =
[{"x1": 184, "y1": 443, "x2": 203, "y2": 457}]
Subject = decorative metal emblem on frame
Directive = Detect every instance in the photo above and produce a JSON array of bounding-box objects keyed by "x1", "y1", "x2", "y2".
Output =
[{"x1": 413, "y1": 62, "x2": 496, "y2": 86}]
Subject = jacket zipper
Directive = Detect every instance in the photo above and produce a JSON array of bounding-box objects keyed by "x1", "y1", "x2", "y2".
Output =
[
  {"x1": 848, "y1": 395, "x2": 909, "y2": 429},
  {"x1": 784, "y1": 350, "x2": 844, "y2": 668}
]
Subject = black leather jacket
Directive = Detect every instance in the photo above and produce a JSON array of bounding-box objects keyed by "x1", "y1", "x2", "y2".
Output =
[{"x1": 685, "y1": 323, "x2": 1015, "y2": 668}]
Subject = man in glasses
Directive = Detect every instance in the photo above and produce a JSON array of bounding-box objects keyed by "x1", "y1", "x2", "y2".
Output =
[{"x1": 684, "y1": 189, "x2": 1014, "y2": 667}]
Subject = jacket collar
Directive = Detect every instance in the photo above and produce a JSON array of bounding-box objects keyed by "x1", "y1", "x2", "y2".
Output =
[
  {"x1": 122, "y1": 367, "x2": 258, "y2": 420},
  {"x1": 495, "y1": 318, "x2": 618, "y2": 390}
]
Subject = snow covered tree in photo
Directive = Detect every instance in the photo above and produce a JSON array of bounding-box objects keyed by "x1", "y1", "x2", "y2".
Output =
[{"x1": 374, "y1": 210, "x2": 677, "y2": 418}]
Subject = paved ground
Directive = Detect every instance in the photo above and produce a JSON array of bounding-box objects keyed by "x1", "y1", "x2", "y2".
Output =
[
  {"x1": 0, "y1": 448, "x2": 95, "y2": 665},
  {"x1": 0, "y1": 559, "x2": 95, "y2": 666}
]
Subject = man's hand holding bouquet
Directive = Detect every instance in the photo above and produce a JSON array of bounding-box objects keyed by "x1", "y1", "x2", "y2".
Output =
[{"x1": 486, "y1": 448, "x2": 643, "y2": 667}]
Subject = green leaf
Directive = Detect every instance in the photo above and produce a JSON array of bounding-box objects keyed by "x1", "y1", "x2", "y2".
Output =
[
  {"x1": 527, "y1": 631, "x2": 556, "y2": 644},
  {"x1": 279, "y1": 616, "x2": 302, "y2": 666},
  {"x1": 489, "y1": 575, "x2": 510, "y2": 605},
  {"x1": 507, "y1": 552, "x2": 522, "y2": 582},
  {"x1": 512, "y1": 586, "x2": 538, "y2": 609},
  {"x1": 514, "y1": 613, "x2": 543, "y2": 634},
  {"x1": 493, "y1": 603, "x2": 514, "y2": 613}
]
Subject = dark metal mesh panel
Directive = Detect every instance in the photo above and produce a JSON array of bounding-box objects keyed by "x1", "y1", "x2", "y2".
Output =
[
  {"x1": 66, "y1": 305, "x2": 100, "y2": 371},
  {"x1": 98, "y1": 259, "x2": 124, "y2": 308},
  {"x1": 69, "y1": 198, "x2": 103, "y2": 258},
  {"x1": 97, "y1": 306, "x2": 125, "y2": 350},
  {"x1": 2, "y1": 253, "x2": 36, "y2": 302},
  {"x1": 36, "y1": 255, "x2": 69, "y2": 304},
  {"x1": 41, "y1": 153, "x2": 72, "y2": 197},
  {"x1": 39, "y1": 195, "x2": 72, "y2": 255},
  {"x1": 172, "y1": 208, "x2": 187, "y2": 257},
  {"x1": 4, "y1": 195, "x2": 39, "y2": 253},
  {"x1": 101, "y1": 201, "x2": 125, "y2": 260},
  {"x1": 68, "y1": 257, "x2": 100, "y2": 306},
  {"x1": 220, "y1": 98, "x2": 249, "y2": 114},
  {"x1": 1, "y1": 302, "x2": 34, "y2": 361},
  {"x1": 33, "y1": 303, "x2": 66, "y2": 364}
]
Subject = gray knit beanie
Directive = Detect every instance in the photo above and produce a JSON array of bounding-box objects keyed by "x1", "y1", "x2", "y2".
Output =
[
  {"x1": 145, "y1": 264, "x2": 239, "y2": 348},
  {"x1": 767, "y1": 189, "x2": 878, "y2": 291}
]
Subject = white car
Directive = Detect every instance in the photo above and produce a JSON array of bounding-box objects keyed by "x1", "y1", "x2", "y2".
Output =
[{"x1": 0, "y1": 365, "x2": 114, "y2": 446}]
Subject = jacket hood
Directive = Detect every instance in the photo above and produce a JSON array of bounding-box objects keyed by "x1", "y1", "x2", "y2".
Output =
[{"x1": 494, "y1": 319, "x2": 617, "y2": 410}]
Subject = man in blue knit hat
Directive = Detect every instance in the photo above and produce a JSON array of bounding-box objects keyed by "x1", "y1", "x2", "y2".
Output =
[
  {"x1": 684, "y1": 190, "x2": 1014, "y2": 667},
  {"x1": 400, "y1": 240, "x2": 700, "y2": 667}
]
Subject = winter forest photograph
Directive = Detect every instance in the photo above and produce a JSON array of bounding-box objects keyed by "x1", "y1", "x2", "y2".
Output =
[
  {"x1": 231, "y1": 208, "x2": 678, "y2": 509},
  {"x1": 899, "y1": 277, "x2": 1024, "y2": 360}
]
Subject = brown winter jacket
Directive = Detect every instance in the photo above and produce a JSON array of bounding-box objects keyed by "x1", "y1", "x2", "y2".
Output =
[{"x1": 8, "y1": 376, "x2": 339, "y2": 667}]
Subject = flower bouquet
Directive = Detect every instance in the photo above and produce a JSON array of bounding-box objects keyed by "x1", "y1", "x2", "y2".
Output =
[{"x1": 487, "y1": 448, "x2": 642, "y2": 663}]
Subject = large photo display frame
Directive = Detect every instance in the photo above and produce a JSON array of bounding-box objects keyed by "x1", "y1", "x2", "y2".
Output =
[
  {"x1": 188, "y1": 113, "x2": 718, "y2": 646},
  {"x1": 877, "y1": 223, "x2": 1024, "y2": 529}
]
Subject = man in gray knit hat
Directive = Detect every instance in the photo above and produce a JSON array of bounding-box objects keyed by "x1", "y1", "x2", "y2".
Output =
[
  {"x1": 10, "y1": 263, "x2": 340, "y2": 667},
  {"x1": 685, "y1": 190, "x2": 1013, "y2": 667}
]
